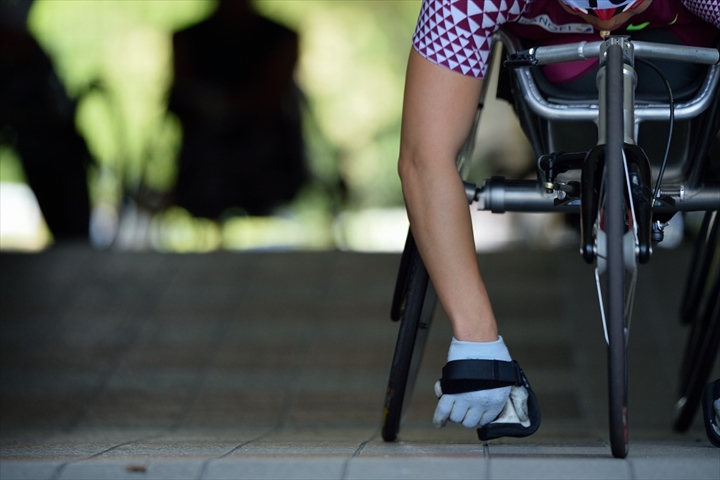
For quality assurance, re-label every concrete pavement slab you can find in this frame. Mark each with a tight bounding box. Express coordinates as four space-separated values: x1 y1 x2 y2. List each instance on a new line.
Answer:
345 457 487 480
203 457 347 480
0 460 64 480
488 457 632 480
2 246 718 480
57 459 205 480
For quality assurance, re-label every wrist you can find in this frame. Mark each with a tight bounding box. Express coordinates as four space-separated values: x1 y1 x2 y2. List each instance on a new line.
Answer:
447 335 512 362
453 323 498 343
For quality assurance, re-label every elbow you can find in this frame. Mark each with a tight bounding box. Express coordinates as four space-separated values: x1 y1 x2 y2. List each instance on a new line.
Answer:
397 150 421 195
397 153 411 186
398 136 426 188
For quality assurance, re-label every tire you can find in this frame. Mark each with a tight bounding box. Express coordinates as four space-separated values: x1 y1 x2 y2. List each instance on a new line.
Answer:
680 211 716 326
673 210 720 433
603 43 630 459
390 232 417 322
382 230 438 442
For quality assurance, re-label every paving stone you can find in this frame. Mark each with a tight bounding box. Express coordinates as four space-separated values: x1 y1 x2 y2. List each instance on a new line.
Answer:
489 457 631 479
58 459 204 480
0 460 63 480
346 457 487 479
203 457 346 480
1 246 718 479
630 456 720 480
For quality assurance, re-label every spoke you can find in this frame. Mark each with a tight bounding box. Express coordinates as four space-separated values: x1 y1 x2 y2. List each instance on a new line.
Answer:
623 229 638 340
622 150 639 243
594 152 640 347
596 236 639 348
625 266 637 345
595 267 610 345
621 150 639 345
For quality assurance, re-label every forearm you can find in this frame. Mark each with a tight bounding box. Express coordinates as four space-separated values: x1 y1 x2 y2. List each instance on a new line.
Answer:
398 50 498 342
400 152 498 341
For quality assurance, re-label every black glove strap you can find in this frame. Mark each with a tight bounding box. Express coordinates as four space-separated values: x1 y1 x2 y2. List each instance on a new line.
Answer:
440 359 524 394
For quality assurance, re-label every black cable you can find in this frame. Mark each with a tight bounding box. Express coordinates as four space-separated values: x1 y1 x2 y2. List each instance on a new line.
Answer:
636 57 675 204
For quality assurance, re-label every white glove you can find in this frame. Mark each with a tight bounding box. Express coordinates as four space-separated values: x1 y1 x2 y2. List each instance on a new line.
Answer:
492 385 531 427
433 336 523 428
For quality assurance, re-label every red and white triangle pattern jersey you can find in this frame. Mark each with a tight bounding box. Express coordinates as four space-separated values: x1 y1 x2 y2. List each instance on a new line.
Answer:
413 0 526 78
412 0 720 78
685 0 720 26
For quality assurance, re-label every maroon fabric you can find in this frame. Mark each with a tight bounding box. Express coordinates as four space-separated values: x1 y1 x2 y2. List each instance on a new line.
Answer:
412 0 720 80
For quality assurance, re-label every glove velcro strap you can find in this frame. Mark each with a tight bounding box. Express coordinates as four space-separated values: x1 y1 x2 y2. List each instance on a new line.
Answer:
440 359 524 394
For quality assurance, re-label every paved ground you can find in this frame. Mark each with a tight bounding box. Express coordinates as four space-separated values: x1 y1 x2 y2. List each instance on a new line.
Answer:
1 240 718 479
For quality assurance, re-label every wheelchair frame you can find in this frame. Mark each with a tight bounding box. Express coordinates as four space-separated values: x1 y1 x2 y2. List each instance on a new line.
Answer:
382 30 720 459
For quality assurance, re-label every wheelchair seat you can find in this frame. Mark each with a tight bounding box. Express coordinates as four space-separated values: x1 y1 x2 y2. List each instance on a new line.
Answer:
493 29 720 185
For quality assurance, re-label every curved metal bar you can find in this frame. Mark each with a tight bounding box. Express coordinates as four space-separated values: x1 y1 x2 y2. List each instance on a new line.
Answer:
495 30 720 123
635 69 719 121
512 63 720 122
533 41 603 64
633 41 720 65
514 68 600 121
514 38 719 66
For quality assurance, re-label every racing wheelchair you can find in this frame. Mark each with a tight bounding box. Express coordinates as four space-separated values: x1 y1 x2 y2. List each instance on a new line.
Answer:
381 29 720 459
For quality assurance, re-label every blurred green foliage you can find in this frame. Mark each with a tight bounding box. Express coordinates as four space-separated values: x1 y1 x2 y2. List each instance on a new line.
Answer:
27 0 420 217
256 1 420 209
28 0 214 206
0 145 26 184
2 0 426 250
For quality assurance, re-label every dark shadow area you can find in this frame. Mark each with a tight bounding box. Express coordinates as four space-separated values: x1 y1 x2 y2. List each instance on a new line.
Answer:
0 245 717 477
0 0 91 242
169 0 308 219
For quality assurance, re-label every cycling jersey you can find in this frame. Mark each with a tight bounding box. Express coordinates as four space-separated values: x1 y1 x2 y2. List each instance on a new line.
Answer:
412 0 720 79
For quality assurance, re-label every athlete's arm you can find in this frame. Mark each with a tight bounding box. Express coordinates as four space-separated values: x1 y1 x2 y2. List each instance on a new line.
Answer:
399 49 498 343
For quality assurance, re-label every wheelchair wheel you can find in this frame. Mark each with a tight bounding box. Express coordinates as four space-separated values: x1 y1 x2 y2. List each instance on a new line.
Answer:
673 210 720 433
382 230 438 442
600 44 631 459
680 211 718 325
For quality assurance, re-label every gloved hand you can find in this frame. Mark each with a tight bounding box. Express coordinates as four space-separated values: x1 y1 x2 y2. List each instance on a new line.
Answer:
433 336 528 428
493 385 531 427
